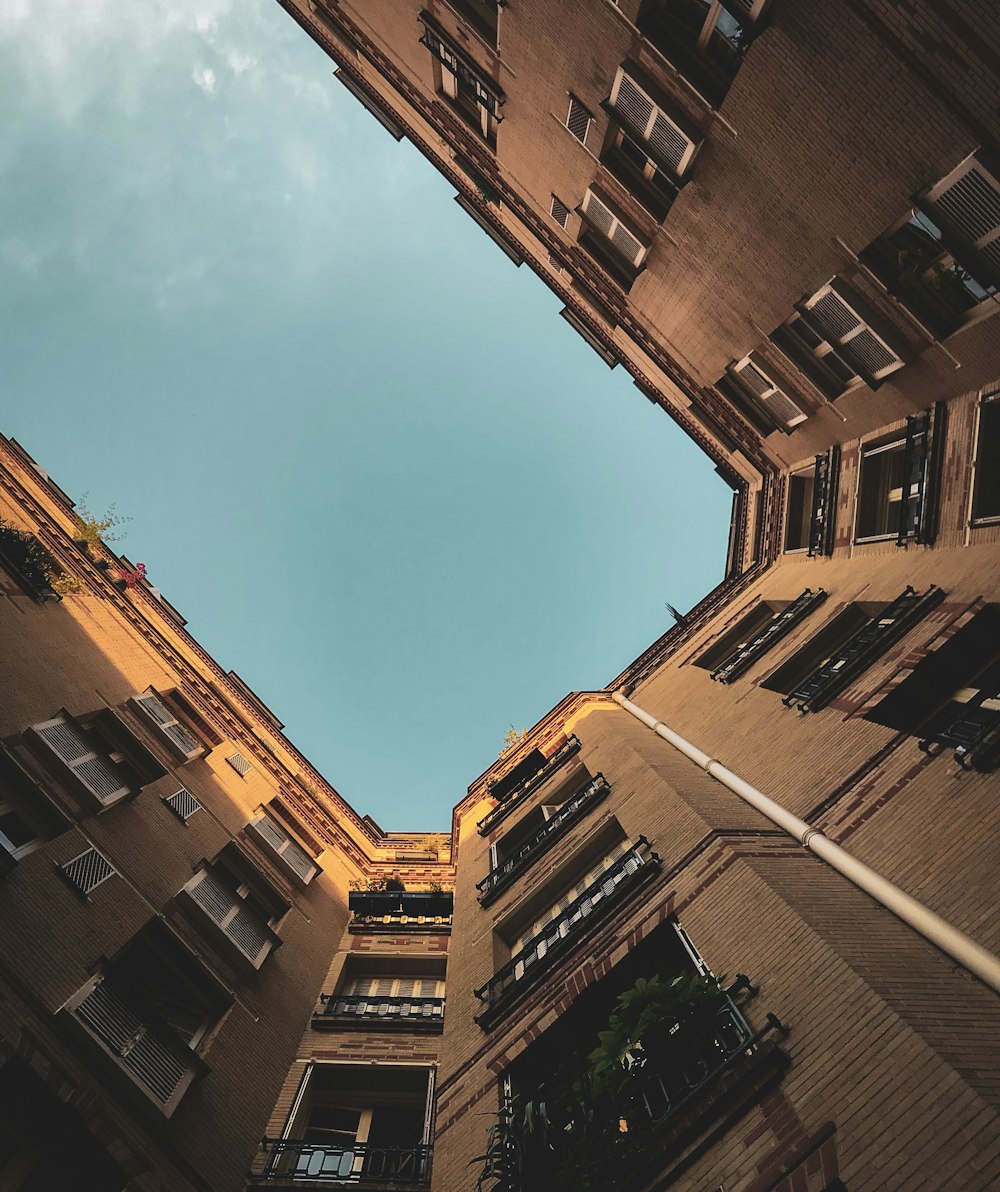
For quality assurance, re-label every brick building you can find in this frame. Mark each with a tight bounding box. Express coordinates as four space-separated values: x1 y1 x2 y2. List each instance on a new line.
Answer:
1 0 1000 1188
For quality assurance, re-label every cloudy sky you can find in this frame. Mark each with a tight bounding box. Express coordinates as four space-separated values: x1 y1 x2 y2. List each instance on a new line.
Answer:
0 0 732 828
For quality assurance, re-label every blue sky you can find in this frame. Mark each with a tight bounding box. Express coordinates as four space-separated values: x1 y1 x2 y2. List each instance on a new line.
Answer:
0 0 732 829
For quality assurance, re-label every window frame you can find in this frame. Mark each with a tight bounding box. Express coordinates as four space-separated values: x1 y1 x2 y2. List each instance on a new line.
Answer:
609 67 698 179
579 188 648 268
729 356 808 430
129 691 205 764
971 389 1000 526
801 283 904 385
246 811 320 887
565 94 593 145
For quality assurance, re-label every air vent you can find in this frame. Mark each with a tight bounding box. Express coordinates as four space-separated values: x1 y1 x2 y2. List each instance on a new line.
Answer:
61 848 116 894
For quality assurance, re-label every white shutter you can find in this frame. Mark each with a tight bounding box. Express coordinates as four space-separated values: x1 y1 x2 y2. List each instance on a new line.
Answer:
248 814 317 883
226 753 252 777
803 286 902 380
612 70 696 176
581 190 647 266
164 788 201 821
35 718 130 804
61 847 116 894
187 869 271 965
732 357 808 428
924 155 1000 278
134 693 201 758
566 96 591 144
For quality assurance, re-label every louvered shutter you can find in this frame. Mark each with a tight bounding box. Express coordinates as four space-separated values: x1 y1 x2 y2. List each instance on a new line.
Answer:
733 359 808 428
924 156 1000 280
581 190 647 266
35 719 130 804
613 71 695 175
226 753 252 777
62 847 116 894
165 788 201 821
134 693 201 758
804 287 902 381
550 195 570 228
249 815 317 882
187 869 271 965
566 96 591 144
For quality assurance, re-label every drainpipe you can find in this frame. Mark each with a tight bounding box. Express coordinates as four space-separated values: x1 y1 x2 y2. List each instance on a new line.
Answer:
612 689 1000 996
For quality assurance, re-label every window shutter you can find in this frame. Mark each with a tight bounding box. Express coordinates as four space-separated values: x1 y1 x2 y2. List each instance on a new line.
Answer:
566 96 592 144
733 359 808 428
135 693 201 757
165 788 201 822
924 156 1000 278
550 195 570 228
187 869 270 964
613 72 695 175
581 190 646 266
804 287 902 380
35 719 130 804
226 753 252 777
61 847 116 894
250 815 316 882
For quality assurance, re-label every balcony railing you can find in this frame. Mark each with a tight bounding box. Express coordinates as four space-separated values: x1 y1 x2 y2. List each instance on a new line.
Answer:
259 1140 431 1185
808 448 839 558
315 994 445 1029
477 736 582 835
348 889 453 932
474 840 660 1029
476 775 610 906
710 589 827 684
919 695 1000 770
783 585 944 712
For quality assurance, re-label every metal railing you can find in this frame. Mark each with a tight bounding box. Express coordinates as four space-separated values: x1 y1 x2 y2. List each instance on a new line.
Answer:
476 776 610 905
808 447 839 558
474 841 659 1024
316 994 444 1024
477 736 582 835
919 695 1000 770
783 585 944 712
259 1140 431 1184
710 589 827 684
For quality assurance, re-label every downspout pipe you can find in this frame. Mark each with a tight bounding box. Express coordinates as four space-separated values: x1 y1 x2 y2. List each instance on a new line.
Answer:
613 690 1000 996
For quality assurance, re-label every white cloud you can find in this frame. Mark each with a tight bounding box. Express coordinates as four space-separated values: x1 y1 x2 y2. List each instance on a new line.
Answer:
192 65 217 95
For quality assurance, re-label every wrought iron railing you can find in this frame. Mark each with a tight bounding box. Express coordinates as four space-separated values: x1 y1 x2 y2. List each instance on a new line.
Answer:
259 1140 431 1184
783 585 944 712
919 692 1000 770
474 841 660 1027
476 776 610 905
710 589 827 684
896 410 932 546
316 994 445 1024
477 736 582 835
348 889 453 931
418 14 503 116
808 448 839 558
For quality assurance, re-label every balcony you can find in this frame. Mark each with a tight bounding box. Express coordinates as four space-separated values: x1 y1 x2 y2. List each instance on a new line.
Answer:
474 840 660 1030
256 1140 431 1186
314 994 445 1033
477 735 581 835
476 775 610 906
348 889 453 933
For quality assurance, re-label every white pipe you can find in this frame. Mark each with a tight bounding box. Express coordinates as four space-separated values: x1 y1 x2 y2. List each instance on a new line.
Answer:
613 689 1000 995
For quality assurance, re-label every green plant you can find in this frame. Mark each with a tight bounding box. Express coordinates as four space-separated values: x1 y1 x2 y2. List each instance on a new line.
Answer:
366 875 406 892
0 519 80 596
74 496 129 549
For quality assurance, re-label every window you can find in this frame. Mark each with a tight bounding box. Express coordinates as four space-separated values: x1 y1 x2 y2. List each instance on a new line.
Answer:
65 922 229 1114
60 847 116 895
164 788 201 822
785 468 815 552
728 356 808 431
580 189 648 268
0 798 41 861
777 585 944 712
246 812 319 886
785 450 839 556
262 1065 434 1183
609 68 698 178
801 284 903 386
29 716 133 808
550 194 571 229
972 391 1000 524
709 588 828 684
856 412 937 544
920 154 1000 288
179 848 286 969
860 207 998 339
443 0 500 46
694 601 780 671
771 313 860 399
420 16 503 143
565 95 592 144
636 0 767 106
130 691 203 762
478 734 584 834
344 975 445 999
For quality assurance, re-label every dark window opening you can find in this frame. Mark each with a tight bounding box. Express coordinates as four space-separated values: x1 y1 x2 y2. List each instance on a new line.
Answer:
694 602 782 671
446 0 500 45
972 395 1000 523
856 414 937 545
771 314 859 400
760 605 873 695
785 469 815 551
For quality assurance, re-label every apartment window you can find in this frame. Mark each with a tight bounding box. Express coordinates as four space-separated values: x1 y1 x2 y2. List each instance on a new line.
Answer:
785 468 815 553
420 16 503 143
580 189 647 267
262 1065 434 1183
636 0 767 106
972 391 1000 524
710 589 828 684
694 601 779 671
856 412 937 544
610 69 698 178
65 923 229 1114
179 848 286 969
0 798 41 861
550 194 571 229
776 586 943 712
443 0 500 46
728 356 808 431
920 154 1000 288
246 811 319 886
29 716 133 808
801 285 903 386
771 313 860 400
786 449 839 556
860 207 998 339
163 788 201 822
129 690 204 762
565 95 592 144
60 847 116 895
